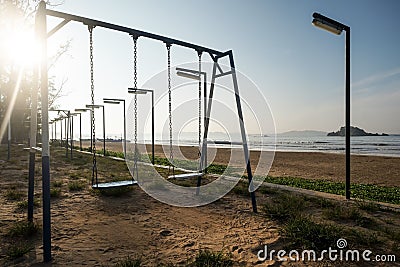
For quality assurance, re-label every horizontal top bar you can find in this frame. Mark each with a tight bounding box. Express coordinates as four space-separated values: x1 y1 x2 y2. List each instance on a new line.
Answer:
45 9 225 56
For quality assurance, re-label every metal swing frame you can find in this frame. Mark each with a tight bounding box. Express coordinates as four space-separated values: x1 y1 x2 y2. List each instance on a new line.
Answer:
32 1 257 262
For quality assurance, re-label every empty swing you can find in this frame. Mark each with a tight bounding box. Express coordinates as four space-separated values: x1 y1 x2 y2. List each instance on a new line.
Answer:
168 48 204 180
89 26 137 189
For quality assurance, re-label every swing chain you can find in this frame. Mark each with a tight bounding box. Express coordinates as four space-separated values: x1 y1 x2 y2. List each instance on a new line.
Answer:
167 43 174 173
198 51 202 154
133 37 138 158
89 25 97 185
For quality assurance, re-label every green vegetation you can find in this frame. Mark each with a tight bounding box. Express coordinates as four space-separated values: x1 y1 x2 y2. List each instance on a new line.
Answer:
50 188 62 198
6 242 33 259
189 250 233 267
114 256 142 267
283 216 341 251
16 199 40 211
263 193 306 222
52 181 63 188
7 221 38 238
4 189 24 201
68 180 86 191
263 176 400 205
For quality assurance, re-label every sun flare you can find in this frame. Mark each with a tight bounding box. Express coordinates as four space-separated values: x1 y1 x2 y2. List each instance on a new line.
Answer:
1 27 40 68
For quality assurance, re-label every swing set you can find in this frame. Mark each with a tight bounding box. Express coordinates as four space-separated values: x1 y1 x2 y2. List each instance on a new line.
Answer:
30 1 257 262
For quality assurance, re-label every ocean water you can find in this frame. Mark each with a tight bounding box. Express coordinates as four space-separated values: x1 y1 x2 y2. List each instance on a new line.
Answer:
146 133 400 157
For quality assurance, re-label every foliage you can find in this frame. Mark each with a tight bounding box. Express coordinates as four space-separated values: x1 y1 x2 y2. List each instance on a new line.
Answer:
189 250 233 267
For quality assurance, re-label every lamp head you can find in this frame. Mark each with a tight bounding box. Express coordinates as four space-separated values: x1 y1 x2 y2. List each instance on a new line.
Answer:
312 13 346 35
128 88 147 94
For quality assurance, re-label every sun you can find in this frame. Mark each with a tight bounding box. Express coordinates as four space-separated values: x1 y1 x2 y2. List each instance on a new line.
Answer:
1 26 40 68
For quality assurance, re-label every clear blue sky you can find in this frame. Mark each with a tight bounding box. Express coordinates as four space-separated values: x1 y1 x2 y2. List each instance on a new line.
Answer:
46 0 400 137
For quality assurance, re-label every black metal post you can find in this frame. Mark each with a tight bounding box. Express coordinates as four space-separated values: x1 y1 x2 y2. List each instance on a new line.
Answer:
65 112 69 158
151 91 155 164
79 113 82 151
228 51 257 213
102 106 106 156
37 1 51 262
345 28 351 200
70 115 73 158
60 118 63 146
7 120 10 160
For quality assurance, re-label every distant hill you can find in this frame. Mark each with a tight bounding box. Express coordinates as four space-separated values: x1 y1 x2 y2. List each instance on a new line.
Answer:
327 126 389 137
278 130 327 137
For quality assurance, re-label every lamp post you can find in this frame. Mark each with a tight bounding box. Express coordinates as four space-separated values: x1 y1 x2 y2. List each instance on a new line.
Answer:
103 98 126 158
128 88 155 164
50 108 70 158
71 112 82 151
312 12 351 199
75 108 92 151
176 67 208 176
86 104 106 156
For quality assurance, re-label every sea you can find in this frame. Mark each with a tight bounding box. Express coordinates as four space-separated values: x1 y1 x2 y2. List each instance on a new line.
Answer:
147 133 400 158
98 132 400 157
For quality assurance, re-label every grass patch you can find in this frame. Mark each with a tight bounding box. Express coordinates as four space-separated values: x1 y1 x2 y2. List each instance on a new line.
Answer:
16 199 40 211
188 249 233 267
68 181 86 191
356 200 380 212
50 188 62 198
7 221 39 238
5 189 24 201
114 256 141 267
283 216 341 251
263 193 306 222
52 181 63 188
6 242 33 259
264 176 400 205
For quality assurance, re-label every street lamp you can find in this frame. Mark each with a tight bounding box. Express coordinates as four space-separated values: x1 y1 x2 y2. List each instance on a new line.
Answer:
103 98 127 158
50 108 71 158
86 104 106 156
75 108 92 151
176 67 208 177
128 88 155 164
70 112 82 151
312 12 351 200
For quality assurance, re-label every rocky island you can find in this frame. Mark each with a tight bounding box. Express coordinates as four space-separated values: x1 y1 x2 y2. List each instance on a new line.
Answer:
327 126 389 137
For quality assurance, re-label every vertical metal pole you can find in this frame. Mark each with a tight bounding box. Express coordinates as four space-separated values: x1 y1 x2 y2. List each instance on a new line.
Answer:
70 115 73 158
103 106 106 156
345 28 351 200
203 73 207 173
228 51 257 213
37 1 51 262
90 110 93 151
123 100 126 158
60 118 62 146
79 113 82 151
65 113 69 158
54 120 57 143
197 59 217 194
7 119 11 160
151 91 155 164
28 65 39 222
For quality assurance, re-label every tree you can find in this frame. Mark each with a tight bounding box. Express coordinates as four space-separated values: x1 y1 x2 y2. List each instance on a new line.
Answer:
0 0 68 143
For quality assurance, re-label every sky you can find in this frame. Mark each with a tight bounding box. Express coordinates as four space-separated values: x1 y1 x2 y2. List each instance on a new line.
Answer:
42 0 400 138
